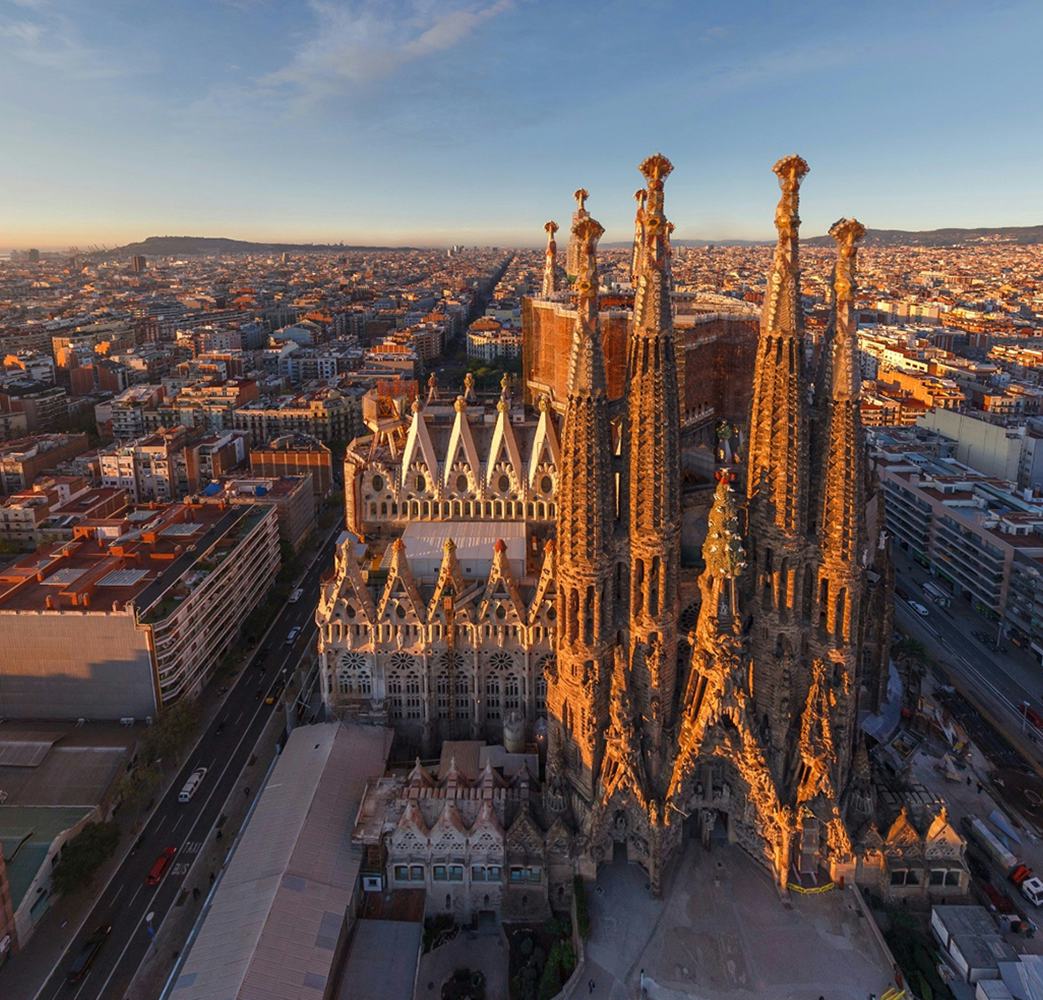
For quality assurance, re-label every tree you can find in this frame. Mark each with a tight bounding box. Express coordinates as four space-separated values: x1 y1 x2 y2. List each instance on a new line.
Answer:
114 763 160 808
52 821 119 895
142 700 201 764
537 941 565 1000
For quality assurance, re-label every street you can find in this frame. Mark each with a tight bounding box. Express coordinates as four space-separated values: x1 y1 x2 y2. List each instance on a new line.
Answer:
893 549 1043 756
29 523 341 1000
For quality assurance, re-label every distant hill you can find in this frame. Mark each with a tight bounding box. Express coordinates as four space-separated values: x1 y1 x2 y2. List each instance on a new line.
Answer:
610 225 1043 249
803 224 1043 248
100 235 420 257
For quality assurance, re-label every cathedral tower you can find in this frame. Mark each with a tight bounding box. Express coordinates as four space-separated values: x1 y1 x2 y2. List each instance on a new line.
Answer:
813 217 867 790
745 155 814 770
623 154 682 759
547 212 617 804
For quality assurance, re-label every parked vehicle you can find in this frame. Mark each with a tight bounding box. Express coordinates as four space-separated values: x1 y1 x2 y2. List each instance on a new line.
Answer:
909 601 930 617
66 924 112 982
1019 704 1043 730
178 767 207 803
966 817 1020 872
1022 876 1043 907
923 581 952 607
146 846 177 885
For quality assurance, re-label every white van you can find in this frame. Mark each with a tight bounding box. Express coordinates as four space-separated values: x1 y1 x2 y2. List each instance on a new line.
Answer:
1022 876 1043 907
178 767 207 803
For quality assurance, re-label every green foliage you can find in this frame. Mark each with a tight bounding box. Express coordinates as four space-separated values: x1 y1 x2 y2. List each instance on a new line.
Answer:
114 762 160 808
52 821 119 895
573 875 590 938
141 700 202 764
537 941 565 1000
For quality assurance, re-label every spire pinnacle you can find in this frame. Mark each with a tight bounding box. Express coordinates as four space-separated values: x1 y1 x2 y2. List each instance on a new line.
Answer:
631 188 647 284
827 217 866 403
542 220 559 297
574 188 589 213
633 153 674 335
746 154 811 538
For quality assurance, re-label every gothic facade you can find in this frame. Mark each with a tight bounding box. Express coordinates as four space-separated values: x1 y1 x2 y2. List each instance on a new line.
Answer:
324 152 898 900
544 153 889 894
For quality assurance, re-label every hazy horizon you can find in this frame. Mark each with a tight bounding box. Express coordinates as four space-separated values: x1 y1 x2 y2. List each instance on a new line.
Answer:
3 1 1042 248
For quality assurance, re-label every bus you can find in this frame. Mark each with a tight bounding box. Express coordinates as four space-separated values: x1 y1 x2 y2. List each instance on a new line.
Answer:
923 580 951 607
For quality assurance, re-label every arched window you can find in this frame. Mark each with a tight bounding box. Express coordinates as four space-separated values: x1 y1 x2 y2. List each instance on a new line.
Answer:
485 673 502 721
387 651 416 720
337 651 371 696
505 673 520 712
535 656 551 718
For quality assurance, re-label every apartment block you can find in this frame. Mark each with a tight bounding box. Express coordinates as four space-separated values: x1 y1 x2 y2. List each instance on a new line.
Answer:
0 500 280 718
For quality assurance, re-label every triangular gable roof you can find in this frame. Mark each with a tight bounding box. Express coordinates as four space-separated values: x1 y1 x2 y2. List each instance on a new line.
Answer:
400 400 440 485
527 539 556 626
506 804 544 855
486 398 525 488
885 807 921 848
527 396 560 486
430 801 469 845
470 798 504 838
477 540 526 621
427 537 471 621
396 800 430 840
443 397 483 488
377 539 426 622
321 542 377 622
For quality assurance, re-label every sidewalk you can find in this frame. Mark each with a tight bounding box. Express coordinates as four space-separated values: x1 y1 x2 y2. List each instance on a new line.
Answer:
0 530 332 999
122 706 286 1000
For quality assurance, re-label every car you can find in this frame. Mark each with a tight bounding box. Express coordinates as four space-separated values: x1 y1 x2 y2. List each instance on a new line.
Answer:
909 601 929 617
288 587 304 604
1019 704 1043 730
66 923 112 982
146 846 177 885
285 626 302 645
179 767 207 803
1022 875 1043 907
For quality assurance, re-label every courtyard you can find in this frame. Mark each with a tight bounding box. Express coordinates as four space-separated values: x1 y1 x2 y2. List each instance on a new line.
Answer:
572 841 895 1000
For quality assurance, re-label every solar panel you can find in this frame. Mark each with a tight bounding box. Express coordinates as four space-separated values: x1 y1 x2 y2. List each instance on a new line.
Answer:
0 740 55 767
40 568 88 586
98 568 149 587
161 522 202 537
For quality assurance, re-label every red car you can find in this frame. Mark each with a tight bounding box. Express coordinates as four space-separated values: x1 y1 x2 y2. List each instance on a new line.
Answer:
146 846 177 886
1019 704 1043 730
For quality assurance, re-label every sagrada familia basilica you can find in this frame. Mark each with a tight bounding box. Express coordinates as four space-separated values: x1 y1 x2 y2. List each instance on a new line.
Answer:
318 154 951 916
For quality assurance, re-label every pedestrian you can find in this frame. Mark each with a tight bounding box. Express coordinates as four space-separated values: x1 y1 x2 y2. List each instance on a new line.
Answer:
209 871 215 884
244 786 250 796
640 969 647 997
588 978 595 994
966 776 972 786
193 887 200 900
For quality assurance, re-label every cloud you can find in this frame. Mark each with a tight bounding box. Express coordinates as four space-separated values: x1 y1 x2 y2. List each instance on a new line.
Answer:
262 0 513 102
0 0 120 78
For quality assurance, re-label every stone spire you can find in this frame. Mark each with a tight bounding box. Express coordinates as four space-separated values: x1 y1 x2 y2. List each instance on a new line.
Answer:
746 154 811 540
548 211 616 802
630 188 647 285
818 218 866 577
565 188 590 280
542 220 559 298
814 218 866 661
624 152 682 742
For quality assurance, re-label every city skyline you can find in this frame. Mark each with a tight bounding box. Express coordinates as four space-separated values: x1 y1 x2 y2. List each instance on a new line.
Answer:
3 0 1043 250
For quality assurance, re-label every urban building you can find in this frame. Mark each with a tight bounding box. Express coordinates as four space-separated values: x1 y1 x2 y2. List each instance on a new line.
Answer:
233 388 361 446
172 723 402 1000
0 499 279 718
466 317 522 363
0 433 91 495
206 474 314 553
249 432 333 498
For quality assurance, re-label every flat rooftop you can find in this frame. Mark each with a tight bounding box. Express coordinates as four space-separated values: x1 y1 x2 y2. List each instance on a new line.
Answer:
172 722 393 1000
0 501 262 615
583 842 894 1000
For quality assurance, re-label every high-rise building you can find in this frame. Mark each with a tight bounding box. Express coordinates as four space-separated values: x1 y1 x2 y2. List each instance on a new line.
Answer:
131 254 147 274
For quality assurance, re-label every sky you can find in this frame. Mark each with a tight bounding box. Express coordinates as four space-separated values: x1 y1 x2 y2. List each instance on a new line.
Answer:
1 0 1041 249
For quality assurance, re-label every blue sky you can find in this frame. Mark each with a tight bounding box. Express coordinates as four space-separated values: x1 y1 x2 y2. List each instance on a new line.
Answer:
1 0 1041 248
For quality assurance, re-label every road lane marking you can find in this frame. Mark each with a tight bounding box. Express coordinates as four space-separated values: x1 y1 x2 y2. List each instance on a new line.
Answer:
172 815 183 833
